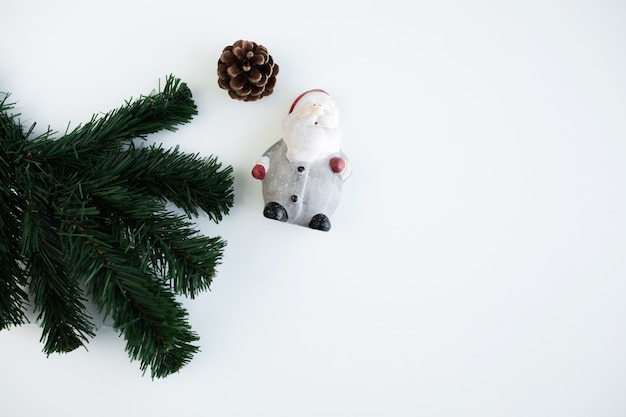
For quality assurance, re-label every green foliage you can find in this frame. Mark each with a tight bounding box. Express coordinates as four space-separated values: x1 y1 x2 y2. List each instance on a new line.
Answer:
0 76 234 378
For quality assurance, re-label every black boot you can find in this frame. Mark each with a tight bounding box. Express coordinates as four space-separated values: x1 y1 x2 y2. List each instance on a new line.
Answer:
263 202 288 222
308 214 331 231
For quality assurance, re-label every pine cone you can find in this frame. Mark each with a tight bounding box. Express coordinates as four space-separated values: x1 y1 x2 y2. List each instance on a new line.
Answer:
217 40 279 102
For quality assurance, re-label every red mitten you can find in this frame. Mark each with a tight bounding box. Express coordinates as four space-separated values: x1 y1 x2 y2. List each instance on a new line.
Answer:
330 157 345 173
252 164 266 180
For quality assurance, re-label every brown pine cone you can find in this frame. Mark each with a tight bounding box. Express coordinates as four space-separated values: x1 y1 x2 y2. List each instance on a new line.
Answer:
217 40 279 102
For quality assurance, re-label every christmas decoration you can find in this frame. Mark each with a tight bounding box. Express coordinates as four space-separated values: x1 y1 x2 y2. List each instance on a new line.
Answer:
252 89 351 231
0 76 234 378
217 40 279 101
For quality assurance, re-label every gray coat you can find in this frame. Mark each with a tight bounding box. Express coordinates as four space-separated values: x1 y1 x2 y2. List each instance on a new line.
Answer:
261 139 349 227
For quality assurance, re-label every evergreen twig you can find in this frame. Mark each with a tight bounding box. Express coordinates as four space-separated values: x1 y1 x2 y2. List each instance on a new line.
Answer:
0 76 234 378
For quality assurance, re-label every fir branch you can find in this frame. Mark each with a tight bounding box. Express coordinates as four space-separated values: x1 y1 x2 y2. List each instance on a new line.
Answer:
75 222 199 378
81 181 223 298
0 95 29 329
22 195 95 352
154 225 226 298
0 94 23 147
94 145 235 220
22 75 198 161
55 145 231 298
0 76 234 377
0 189 28 329
123 212 226 298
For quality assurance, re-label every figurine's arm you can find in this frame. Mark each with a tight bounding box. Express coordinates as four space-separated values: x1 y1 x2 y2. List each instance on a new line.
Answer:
330 155 352 181
252 156 270 180
251 140 283 180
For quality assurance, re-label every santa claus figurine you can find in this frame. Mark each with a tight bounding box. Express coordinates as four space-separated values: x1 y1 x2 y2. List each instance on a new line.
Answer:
252 89 352 231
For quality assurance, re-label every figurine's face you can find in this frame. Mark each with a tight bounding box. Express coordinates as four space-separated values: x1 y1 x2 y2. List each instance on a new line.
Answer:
282 93 342 163
291 94 339 129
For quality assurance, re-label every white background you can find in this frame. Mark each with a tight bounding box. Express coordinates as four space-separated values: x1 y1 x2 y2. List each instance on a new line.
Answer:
1 1 625 416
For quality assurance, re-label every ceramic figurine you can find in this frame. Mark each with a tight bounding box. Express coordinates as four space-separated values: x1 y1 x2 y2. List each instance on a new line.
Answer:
252 89 352 231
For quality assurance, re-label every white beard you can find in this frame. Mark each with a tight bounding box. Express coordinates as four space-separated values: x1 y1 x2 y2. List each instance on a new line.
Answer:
283 116 341 163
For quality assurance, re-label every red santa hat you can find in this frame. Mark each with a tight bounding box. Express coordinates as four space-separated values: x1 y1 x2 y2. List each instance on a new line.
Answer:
288 89 329 114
